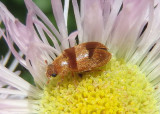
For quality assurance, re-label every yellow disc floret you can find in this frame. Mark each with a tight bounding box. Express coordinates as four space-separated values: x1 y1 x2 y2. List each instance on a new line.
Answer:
40 58 158 114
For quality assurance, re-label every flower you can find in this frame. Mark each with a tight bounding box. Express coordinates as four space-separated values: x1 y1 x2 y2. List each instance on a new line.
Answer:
0 0 160 113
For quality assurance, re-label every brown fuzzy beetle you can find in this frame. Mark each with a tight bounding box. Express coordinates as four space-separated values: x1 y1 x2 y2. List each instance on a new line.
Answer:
46 42 111 81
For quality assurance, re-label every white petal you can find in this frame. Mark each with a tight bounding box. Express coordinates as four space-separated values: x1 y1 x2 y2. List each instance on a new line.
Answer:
33 18 61 52
82 0 104 43
0 65 41 99
72 0 83 43
64 0 70 26
0 99 38 113
51 0 68 38
109 0 151 60
25 43 60 88
1 51 11 66
8 51 23 72
24 0 63 42
0 88 27 96
103 0 123 44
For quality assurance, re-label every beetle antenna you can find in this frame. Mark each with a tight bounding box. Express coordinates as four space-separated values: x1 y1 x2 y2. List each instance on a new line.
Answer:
45 60 48 65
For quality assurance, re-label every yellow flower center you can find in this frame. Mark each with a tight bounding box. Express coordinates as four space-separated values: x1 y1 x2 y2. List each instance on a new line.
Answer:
40 58 158 113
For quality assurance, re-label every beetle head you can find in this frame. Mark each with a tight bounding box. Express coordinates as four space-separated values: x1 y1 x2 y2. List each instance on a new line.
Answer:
46 64 57 78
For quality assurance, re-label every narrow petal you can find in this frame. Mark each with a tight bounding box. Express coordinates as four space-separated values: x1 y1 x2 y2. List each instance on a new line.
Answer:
64 0 70 26
1 31 27 68
0 2 61 89
51 0 68 38
24 0 63 42
103 0 123 43
72 0 83 43
8 51 23 72
0 99 38 113
0 88 27 96
25 43 60 88
100 0 114 26
109 0 151 59
61 31 78 48
0 28 4 39
0 51 11 66
68 31 78 47
33 18 61 53
0 2 15 21
0 2 27 67
82 0 104 43
129 0 160 65
0 65 41 99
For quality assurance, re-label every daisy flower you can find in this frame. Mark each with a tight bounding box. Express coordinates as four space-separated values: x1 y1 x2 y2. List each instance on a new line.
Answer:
0 0 160 113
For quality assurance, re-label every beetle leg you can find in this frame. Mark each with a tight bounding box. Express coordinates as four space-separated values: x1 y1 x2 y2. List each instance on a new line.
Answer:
47 79 50 84
94 68 102 72
72 72 77 87
45 60 48 64
46 76 51 84
57 75 65 87
78 73 83 78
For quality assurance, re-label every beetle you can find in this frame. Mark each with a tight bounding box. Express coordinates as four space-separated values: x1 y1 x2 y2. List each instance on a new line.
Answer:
46 42 112 82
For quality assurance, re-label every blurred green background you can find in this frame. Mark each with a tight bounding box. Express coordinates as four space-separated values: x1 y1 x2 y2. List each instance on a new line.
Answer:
0 0 76 84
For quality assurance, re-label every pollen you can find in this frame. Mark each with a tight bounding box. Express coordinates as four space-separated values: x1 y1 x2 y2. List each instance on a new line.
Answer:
40 58 158 113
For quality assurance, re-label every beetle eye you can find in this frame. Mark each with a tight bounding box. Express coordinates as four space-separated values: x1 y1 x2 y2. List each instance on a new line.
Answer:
51 73 57 77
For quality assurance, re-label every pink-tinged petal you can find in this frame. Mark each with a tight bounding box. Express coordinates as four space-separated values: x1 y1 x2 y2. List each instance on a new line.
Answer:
26 10 50 46
7 94 25 100
34 22 50 45
0 51 11 66
129 0 160 65
0 2 15 22
0 28 4 39
100 0 114 26
137 3 160 83
8 51 23 72
109 0 151 59
14 71 21 75
80 0 85 21
51 0 68 38
64 0 70 26
25 43 60 88
0 99 38 113
24 0 63 42
0 50 22 72
0 88 27 96
0 2 62 88
72 0 83 43
103 0 123 43
0 82 9 99
0 65 42 99
33 18 61 53
82 0 104 43
0 4 41 55
51 0 69 49
68 31 78 47
62 31 78 48
0 3 27 67
0 93 8 99
7 20 40 53
1 31 27 68
25 0 67 50
141 42 160 76
155 0 160 6
0 42 25 100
